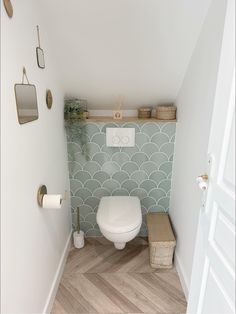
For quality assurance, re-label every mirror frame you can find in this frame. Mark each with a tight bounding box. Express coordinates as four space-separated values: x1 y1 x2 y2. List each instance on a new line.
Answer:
14 83 39 125
46 89 53 109
36 47 45 69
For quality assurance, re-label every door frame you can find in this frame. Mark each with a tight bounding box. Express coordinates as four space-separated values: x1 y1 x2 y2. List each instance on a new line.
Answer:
187 0 235 312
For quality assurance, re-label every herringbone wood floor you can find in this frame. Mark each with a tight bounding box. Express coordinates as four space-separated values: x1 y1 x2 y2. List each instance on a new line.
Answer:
51 238 187 314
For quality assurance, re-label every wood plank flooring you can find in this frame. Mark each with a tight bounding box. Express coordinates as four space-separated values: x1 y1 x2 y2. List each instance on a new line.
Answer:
51 238 187 314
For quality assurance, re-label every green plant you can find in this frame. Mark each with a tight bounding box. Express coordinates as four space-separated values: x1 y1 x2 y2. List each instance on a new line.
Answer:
64 98 89 159
64 98 87 118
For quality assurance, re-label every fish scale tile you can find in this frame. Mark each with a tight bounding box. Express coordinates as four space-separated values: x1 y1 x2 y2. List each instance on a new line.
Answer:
66 121 176 236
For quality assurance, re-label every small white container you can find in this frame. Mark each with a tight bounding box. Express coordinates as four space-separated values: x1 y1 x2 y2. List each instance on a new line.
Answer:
73 230 85 249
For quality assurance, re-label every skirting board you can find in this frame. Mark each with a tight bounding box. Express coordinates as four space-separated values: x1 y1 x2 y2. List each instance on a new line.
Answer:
43 230 72 314
174 252 190 301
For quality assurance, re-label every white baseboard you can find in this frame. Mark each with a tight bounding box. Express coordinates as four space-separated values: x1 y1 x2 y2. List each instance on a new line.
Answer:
43 230 72 314
174 252 190 301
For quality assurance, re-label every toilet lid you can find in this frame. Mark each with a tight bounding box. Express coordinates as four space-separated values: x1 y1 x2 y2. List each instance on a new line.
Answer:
97 196 142 233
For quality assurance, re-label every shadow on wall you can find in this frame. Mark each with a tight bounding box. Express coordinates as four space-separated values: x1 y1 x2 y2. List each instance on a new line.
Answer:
66 121 176 236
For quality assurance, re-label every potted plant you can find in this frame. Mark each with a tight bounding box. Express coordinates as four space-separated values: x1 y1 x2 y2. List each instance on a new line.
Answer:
83 103 89 119
73 207 85 249
64 99 85 120
64 98 89 158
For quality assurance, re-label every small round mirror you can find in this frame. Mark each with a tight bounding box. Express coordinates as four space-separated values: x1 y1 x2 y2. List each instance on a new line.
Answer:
46 89 53 109
4 0 13 18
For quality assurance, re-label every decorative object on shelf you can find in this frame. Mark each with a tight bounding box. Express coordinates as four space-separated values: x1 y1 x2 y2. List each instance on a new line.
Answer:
80 99 89 119
46 89 53 109
36 25 45 69
83 111 89 119
113 110 123 120
64 99 86 120
64 98 88 158
14 67 39 124
156 104 177 120
3 0 13 18
138 107 152 119
73 207 85 249
113 95 123 120
64 98 88 120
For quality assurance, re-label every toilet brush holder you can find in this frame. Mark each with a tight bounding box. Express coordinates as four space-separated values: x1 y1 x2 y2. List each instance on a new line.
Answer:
73 230 84 249
73 207 84 249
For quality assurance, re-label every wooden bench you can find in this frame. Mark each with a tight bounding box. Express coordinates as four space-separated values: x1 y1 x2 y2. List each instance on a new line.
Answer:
147 213 176 269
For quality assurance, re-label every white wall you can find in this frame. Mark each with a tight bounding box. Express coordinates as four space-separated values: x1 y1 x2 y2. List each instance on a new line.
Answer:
1 1 72 313
169 0 228 298
41 0 211 109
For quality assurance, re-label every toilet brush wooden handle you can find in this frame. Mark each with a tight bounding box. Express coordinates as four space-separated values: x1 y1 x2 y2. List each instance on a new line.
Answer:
77 207 80 233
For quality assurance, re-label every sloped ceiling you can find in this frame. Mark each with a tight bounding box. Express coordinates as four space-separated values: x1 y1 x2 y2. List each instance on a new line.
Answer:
41 0 211 109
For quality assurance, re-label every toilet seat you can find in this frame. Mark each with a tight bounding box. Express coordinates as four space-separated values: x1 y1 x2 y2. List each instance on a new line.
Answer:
97 196 142 234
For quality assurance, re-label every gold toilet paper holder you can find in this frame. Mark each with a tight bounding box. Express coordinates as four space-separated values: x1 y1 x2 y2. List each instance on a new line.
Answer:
37 185 47 207
37 185 68 207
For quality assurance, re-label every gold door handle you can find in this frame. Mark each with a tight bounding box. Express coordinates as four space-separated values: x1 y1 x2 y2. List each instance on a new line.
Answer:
198 174 208 181
196 174 209 191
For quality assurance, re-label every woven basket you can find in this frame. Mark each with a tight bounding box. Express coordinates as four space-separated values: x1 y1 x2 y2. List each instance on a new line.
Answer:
147 213 176 269
149 241 176 268
156 105 176 120
138 107 152 119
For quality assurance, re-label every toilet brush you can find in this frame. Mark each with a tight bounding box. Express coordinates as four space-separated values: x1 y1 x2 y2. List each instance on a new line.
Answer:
77 206 80 233
73 207 85 249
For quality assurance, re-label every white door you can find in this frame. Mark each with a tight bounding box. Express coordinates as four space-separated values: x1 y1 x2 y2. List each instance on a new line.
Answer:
187 0 235 313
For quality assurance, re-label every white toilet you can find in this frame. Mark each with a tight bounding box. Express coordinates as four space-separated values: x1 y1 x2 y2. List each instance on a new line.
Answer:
96 196 142 250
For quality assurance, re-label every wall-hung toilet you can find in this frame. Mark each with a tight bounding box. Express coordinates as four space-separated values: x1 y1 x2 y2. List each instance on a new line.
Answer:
96 196 142 250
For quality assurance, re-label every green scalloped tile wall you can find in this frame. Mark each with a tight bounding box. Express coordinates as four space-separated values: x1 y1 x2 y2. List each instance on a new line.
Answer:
66 121 176 236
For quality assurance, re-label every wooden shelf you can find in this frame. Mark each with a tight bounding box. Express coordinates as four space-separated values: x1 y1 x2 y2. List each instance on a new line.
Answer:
83 117 177 123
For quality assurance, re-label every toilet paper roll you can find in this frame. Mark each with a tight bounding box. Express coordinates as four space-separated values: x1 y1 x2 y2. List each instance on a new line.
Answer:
198 181 208 191
42 194 62 209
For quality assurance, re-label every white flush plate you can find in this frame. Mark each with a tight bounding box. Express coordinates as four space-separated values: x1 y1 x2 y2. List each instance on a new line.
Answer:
106 128 135 147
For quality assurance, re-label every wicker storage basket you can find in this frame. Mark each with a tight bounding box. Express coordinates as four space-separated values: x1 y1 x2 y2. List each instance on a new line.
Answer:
138 107 152 119
147 213 176 269
156 105 176 120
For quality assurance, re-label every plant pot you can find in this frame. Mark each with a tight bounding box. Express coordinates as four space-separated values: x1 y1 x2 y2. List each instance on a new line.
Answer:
83 111 89 119
64 112 70 120
70 112 84 119
73 230 85 249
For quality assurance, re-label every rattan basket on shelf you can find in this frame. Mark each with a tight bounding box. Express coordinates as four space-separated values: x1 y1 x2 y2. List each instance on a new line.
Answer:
156 105 177 120
138 107 152 119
